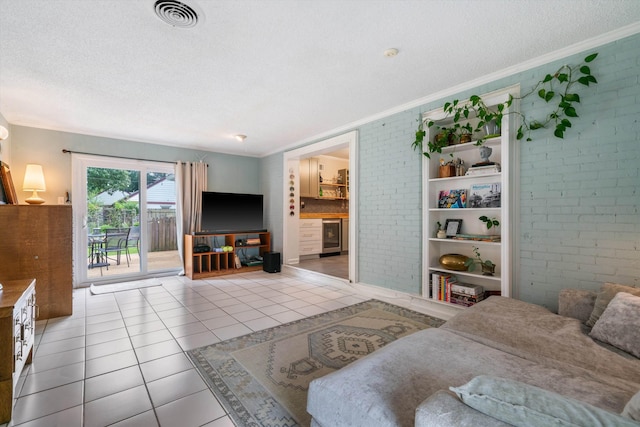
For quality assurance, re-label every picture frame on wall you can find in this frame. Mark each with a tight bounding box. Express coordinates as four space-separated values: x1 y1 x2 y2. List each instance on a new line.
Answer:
444 219 463 237
0 161 18 204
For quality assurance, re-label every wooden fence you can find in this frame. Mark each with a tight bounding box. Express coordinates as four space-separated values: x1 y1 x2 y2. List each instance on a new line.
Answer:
147 215 177 252
91 208 177 252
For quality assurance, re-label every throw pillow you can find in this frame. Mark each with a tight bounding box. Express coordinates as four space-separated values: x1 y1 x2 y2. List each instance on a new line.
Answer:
623 390 640 421
586 282 640 327
450 375 639 427
590 292 640 358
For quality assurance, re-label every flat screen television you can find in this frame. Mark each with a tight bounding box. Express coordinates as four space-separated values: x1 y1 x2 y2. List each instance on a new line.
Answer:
200 191 265 234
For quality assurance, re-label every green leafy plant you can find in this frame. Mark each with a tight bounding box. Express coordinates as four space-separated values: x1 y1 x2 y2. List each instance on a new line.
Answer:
464 246 495 271
412 53 598 158
479 215 500 230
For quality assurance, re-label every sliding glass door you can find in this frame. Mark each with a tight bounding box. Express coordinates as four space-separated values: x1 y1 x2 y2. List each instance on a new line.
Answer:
72 154 181 286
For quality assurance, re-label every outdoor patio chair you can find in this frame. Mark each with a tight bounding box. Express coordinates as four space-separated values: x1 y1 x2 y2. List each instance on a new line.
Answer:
126 225 141 263
98 228 131 268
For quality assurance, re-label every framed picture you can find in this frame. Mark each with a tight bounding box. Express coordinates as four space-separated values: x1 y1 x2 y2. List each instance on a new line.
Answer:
0 161 18 205
444 219 463 237
438 189 467 209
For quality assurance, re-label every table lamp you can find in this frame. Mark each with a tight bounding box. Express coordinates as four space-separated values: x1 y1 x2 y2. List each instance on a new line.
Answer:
22 164 46 204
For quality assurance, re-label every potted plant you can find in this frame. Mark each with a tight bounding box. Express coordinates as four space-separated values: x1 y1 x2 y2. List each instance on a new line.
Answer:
412 53 599 157
436 221 446 239
479 215 500 230
464 246 496 276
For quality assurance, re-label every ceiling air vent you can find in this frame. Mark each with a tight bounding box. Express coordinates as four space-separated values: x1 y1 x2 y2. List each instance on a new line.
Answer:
154 0 199 28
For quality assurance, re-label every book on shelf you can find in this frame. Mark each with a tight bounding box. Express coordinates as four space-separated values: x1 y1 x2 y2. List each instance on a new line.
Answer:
431 273 458 302
438 189 467 209
469 182 501 208
452 234 501 242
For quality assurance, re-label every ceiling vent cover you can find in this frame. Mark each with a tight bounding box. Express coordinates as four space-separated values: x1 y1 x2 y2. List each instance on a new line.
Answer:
154 0 199 28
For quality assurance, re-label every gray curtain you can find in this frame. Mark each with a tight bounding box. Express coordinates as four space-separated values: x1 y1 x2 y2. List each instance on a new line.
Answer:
175 161 207 275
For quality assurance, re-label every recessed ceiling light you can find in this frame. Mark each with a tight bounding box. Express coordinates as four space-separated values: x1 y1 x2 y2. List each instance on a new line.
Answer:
384 48 399 57
235 134 247 142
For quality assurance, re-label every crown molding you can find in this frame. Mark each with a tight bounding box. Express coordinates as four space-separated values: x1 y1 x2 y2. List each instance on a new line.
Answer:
271 22 640 158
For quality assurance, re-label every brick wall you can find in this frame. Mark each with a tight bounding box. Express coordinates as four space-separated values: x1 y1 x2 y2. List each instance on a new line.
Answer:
265 33 640 310
357 33 639 309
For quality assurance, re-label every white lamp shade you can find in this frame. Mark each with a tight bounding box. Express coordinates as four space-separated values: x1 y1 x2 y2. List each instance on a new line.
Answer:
23 164 46 191
0 125 8 140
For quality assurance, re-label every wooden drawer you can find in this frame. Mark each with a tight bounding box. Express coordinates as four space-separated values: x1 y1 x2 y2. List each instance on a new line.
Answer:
1 279 36 424
299 228 322 242
299 242 322 255
300 219 322 229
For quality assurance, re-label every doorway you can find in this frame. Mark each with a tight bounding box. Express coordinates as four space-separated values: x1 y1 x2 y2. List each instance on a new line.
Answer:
282 131 357 283
72 154 182 286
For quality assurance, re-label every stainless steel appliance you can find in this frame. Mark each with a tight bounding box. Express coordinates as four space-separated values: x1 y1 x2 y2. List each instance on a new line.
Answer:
322 219 341 254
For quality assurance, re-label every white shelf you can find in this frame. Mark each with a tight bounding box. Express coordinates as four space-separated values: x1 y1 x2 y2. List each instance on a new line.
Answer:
429 266 502 282
421 88 518 307
428 238 501 246
439 136 501 153
428 172 501 183
429 207 501 212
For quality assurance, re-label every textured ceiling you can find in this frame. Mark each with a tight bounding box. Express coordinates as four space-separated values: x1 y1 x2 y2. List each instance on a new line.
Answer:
1 0 640 157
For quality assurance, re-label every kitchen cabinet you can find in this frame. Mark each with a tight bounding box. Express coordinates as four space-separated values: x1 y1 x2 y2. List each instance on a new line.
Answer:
299 158 319 197
299 218 322 256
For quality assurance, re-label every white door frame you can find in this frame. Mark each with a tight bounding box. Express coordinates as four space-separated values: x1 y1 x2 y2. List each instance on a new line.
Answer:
282 131 358 283
71 153 176 286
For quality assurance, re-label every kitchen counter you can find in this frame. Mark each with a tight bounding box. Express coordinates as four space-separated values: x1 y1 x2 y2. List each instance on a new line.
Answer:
300 213 349 219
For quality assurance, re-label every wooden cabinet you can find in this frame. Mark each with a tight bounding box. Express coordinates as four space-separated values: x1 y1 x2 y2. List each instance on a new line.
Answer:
421 88 517 307
185 231 271 279
299 158 319 198
0 205 72 319
0 279 36 423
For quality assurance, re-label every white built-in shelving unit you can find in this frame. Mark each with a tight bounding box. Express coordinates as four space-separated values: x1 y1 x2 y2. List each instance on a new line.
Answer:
421 87 519 308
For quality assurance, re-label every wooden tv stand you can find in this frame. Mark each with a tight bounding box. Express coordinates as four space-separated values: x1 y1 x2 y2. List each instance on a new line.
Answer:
184 231 271 279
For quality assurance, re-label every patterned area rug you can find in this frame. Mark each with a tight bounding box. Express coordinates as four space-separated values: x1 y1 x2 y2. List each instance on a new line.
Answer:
188 299 444 427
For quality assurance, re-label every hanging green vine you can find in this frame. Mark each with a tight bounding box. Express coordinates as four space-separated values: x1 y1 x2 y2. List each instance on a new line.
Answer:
412 53 598 158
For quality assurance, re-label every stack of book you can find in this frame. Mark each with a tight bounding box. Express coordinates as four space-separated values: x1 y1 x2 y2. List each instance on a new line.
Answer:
450 283 485 307
431 275 488 307
465 163 501 176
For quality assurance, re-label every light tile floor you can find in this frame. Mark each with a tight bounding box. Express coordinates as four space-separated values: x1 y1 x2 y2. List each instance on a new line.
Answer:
2 268 380 427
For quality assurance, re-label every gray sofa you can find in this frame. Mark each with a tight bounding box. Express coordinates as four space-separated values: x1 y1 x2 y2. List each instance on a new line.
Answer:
307 286 640 426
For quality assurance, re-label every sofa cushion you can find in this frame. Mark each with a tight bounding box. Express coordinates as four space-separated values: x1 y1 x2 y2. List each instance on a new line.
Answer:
623 390 640 421
307 328 637 427
586 282 640 327
450 375 640 427
441 296 640 388
558 288 596 323
415 390 512 427
590 292 640 358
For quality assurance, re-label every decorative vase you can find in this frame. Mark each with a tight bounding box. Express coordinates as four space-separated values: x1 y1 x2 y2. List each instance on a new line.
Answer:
438 165 456 178
481 263 496 276
484 119 500 137
439 254 469 271
437 230 447 239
